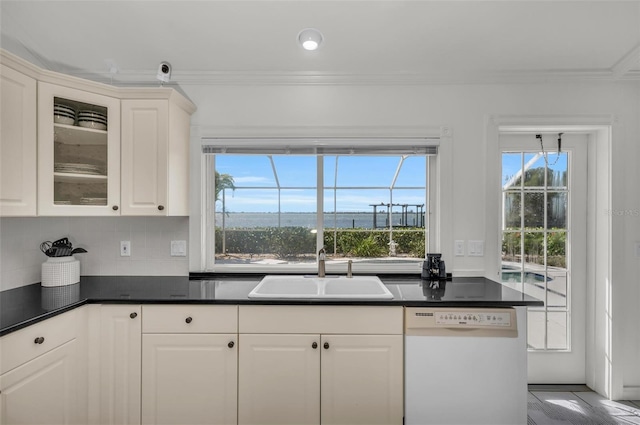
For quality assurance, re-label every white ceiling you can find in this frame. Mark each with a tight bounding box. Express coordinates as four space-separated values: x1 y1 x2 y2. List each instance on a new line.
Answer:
1 1 639 85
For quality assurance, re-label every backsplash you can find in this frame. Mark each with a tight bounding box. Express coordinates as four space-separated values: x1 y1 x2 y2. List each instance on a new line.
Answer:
0 216 189 291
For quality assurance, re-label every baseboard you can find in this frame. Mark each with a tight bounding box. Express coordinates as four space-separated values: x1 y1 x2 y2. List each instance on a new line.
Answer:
622 386 640 400
528 384 592 392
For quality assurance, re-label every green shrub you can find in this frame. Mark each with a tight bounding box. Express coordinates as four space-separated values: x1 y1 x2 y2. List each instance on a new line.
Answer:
216 227 426 258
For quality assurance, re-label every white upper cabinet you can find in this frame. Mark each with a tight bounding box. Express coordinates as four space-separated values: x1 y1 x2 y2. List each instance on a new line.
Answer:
0 64 37 216
121 99 190 216
37 82 121 215
0 48 195 217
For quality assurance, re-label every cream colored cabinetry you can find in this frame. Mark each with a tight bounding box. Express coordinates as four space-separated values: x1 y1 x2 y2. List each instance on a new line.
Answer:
0 308 83 425
37 82 121 215
121 99 190 216
0 64 37 216
89 305 142 425
141 305 238 425
238 306 404 425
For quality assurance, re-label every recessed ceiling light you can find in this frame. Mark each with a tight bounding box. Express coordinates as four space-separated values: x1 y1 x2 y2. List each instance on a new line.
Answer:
298 28 323 51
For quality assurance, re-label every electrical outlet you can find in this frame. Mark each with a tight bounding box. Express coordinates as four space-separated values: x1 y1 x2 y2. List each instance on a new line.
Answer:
454 240 465 256
171 240 187 257
120 241 131 257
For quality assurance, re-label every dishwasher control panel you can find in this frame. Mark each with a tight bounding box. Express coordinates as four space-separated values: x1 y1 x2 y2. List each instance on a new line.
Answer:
434 311 511 327
405 308 518 337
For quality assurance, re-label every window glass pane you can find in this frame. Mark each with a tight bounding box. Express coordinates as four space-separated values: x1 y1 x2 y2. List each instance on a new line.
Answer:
394 156 426 187
502 153 522 189
211 152 427 267
547 271 567 308
547 311 568 350
216 155 276 187
547 192 567 229
334 156 400 187
272 156 316 187
547 152 568 188
524 231 544 267
523 192 544 228
501 231 521 265
503 192 521 228
527 310 546 350
524 153 546 187
522 270 547 301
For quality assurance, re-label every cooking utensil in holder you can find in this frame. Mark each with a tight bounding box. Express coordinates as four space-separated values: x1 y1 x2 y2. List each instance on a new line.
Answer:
41 256 80 287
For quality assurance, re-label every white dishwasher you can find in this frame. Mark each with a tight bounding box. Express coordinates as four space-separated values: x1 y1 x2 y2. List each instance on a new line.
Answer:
404 307 528 425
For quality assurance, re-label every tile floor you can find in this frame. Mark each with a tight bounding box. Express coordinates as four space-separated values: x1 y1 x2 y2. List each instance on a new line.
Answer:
528 388 640 425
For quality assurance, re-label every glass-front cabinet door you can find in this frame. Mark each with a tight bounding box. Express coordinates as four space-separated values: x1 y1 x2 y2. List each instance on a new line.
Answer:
38 82 120 215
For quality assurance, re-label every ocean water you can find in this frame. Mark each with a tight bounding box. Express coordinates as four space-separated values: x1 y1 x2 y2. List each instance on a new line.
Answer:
215 212 425 229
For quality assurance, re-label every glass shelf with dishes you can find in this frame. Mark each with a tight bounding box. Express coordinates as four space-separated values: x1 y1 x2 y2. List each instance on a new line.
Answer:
53 97 109 207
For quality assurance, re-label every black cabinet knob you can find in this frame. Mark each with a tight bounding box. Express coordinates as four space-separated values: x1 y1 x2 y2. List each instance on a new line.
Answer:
158 205 164 211
228 341 234 348
323 342 329 349
112 205 119 211
34 337 45 344
130 312 137 319
185 317 193 324
312 342 318 349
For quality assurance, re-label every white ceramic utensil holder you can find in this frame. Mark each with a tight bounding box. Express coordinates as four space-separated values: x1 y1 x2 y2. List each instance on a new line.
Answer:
41 256 80 287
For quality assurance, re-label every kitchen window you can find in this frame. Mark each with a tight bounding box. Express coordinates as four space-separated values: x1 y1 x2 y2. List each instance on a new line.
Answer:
201 138 438 273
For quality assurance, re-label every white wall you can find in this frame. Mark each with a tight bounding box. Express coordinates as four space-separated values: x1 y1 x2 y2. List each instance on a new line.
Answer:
0 216 188 291
184 80 640 397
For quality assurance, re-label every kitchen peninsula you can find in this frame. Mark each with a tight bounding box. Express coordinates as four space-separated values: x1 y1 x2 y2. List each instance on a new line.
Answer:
0 275 541 425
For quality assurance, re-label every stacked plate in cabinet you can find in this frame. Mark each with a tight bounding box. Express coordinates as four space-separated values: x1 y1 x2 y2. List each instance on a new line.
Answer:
54 163 105 176
54 104 76 125
79 197 107 205
77 110 107 130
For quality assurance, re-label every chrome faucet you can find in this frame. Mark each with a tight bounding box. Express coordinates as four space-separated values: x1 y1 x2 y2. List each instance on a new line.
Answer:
318 247 326 277
347 260 353 278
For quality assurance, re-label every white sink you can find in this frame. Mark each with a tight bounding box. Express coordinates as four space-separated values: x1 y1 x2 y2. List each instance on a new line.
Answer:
248 275 394 299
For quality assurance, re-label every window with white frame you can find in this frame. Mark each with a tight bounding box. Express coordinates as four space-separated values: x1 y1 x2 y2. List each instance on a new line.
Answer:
202 139 438 273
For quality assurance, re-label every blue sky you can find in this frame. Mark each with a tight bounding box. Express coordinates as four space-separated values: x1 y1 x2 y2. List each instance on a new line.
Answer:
215 155 427 213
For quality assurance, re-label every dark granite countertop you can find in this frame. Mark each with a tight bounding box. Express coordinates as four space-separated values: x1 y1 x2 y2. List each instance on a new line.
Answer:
0 274 542 336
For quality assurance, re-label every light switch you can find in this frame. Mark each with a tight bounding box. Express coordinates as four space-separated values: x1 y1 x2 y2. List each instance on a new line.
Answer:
468 240 484 257
171 240 187 257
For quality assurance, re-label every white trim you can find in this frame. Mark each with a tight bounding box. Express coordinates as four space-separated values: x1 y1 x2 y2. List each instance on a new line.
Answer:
622 386 640 401
485 114 617 398
612 43 640 79
195 125 445 139
65 69 640 86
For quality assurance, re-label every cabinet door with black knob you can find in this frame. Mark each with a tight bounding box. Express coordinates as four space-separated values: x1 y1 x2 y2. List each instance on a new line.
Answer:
141 333 237 425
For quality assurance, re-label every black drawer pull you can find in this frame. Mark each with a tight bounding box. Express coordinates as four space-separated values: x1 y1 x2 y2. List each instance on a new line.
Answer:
228 341 234 348
130 312 137 319
323 342 329 349
112 205 119 211
34 337 45 344
312 342 318 349
185 317 193 324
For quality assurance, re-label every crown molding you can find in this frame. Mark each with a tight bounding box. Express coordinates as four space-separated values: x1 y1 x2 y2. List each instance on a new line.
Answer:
0 49 196 113
66 68 640 87
612 43 640 79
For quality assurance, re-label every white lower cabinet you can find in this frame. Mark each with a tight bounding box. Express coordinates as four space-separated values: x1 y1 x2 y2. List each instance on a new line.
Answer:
238 334 321 425
0 340 78 425
238 306 404 425
140 305 238 425
320 334 403 425
0 308 84 425
93 305 142 425
141 334 238 425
